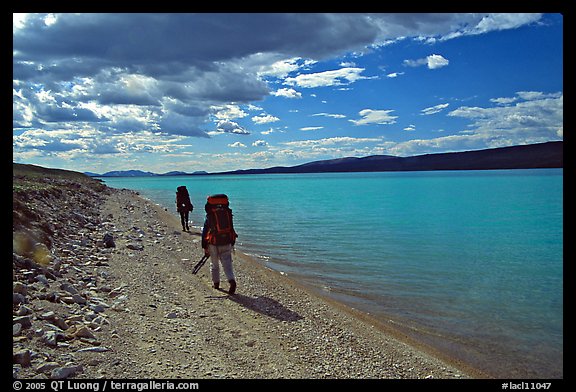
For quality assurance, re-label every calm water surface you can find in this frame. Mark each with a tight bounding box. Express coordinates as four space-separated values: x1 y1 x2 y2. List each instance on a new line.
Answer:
100 169 563 378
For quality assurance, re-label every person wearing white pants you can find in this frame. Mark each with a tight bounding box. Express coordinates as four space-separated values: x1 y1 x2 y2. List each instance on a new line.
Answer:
207 243 236 294
201 194 238 295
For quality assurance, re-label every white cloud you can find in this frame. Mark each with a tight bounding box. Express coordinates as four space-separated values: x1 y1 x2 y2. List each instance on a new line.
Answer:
257 57 316 79
300 126 324 131
228 142 246 148
251 114 280 125
283 136 383 148
404 54 449 69
311 113 346 119
426 54 449 69
386 72 404 78
252 140 268 147
447 92 563 139
214 120 250 135
349 109 398 126
473 14 543 35
491 97 518 105
421 103 450 115
270 88 302 99
213 104 249 120
284 67 371 88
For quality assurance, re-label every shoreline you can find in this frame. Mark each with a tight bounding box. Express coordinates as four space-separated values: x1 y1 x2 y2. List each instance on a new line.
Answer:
232 249 489 379
125 190 484 379
135 197 527 380
139 192 492 379
13 169 488 380
142 192 562 380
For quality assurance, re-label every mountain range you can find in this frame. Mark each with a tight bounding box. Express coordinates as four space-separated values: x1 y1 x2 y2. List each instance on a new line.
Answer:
85 141 563 177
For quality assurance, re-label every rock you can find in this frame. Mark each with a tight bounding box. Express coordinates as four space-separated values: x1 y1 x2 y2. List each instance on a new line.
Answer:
13 281 28 295
13 292 26 305
50 364 83 379
60 282 79 295
76 346 110 353
103 233 115 248
36 362 61 374
42 331 61 347
13 350 32 367
73 326 97 339
35 274 49 285
16 305 33 316
39 312 69 330
13 315 32 329
127 243 144 251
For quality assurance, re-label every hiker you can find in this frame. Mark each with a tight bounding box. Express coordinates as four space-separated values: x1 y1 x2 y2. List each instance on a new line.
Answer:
201 194 238 294
176 186 193 231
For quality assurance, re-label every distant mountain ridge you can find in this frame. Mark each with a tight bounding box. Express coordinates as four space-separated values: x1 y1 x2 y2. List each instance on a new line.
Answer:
220 141 563 175
87 170 207 177
85 141 562 177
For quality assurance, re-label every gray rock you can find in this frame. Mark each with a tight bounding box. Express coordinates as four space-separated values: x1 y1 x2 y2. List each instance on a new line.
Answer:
42 331 60 347
60 282 79 295
36 362 61 374
13 315 32 329
35 274 49 285
126 243 144 251
50 364 83 379
76 346 110 353
13 292 26 305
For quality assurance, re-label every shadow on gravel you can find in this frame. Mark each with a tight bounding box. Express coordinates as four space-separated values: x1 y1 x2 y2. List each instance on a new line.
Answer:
225 292 304 322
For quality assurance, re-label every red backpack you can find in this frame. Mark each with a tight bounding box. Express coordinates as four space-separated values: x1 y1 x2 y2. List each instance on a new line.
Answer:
204 194 238 246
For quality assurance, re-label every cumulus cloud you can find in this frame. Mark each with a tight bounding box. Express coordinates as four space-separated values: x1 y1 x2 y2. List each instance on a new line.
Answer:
284 67 372 88
349 109 398 126
251 114 280 124
447 92 563 137
270 88 302 98
252 140 269 147
212 104 249 120
214 120 250 135
12 13 550 171
404 54 449 69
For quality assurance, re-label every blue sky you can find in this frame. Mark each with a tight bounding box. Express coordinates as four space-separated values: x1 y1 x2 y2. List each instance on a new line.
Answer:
13 13 563 174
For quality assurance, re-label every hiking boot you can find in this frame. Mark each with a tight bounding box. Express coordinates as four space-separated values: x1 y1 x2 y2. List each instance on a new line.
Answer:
228 279 236 295
213 282 220 290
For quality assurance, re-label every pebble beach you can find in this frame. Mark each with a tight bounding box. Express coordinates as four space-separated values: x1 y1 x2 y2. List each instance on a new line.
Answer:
12 166 484 380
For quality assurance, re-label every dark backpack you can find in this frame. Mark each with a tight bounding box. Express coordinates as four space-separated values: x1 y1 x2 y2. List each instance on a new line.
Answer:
176 186 193 212
204 194 237 246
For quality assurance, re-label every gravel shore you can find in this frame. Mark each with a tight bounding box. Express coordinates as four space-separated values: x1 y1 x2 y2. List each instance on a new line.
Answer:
13 172 485 380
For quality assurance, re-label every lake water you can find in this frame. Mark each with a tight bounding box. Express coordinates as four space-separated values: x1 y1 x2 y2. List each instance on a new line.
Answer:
99 169 563 378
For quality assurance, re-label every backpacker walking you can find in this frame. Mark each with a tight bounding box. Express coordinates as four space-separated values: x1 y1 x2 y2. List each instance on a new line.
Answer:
201 194 238 294
176 186 194 231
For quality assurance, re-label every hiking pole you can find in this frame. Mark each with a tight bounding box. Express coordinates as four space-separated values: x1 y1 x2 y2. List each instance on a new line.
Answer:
192 254 210 275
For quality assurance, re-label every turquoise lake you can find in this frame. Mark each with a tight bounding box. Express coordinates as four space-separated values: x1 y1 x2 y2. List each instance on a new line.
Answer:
99 169 563 378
